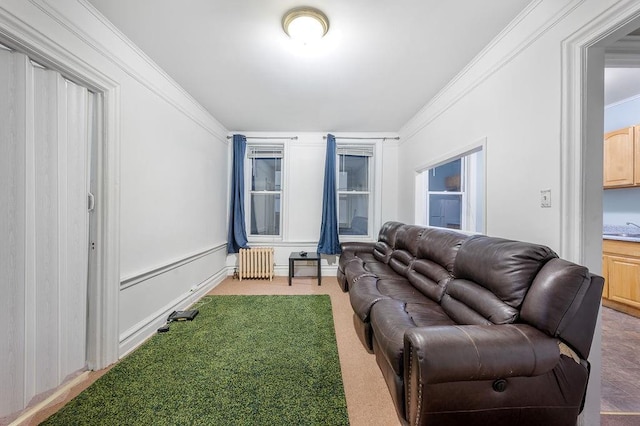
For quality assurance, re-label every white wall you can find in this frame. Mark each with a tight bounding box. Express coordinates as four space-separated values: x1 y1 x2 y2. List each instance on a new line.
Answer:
398 0 634 248
226 132 398 275
0 0 229 417
605 95 640 132
3 0 632 422
397 1 640 425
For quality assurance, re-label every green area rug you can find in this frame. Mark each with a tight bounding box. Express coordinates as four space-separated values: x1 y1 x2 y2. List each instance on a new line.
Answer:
43 295 349 425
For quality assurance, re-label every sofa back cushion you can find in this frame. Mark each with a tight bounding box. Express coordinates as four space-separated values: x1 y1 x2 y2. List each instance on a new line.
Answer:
378 221 405 247
407 228 469 302
417 228 468 273
520 258 603 359
444 235 557 324
373 221 405 263
388 225 424 277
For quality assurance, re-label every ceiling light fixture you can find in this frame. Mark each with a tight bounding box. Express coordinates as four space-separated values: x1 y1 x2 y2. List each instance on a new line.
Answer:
282 7 329 45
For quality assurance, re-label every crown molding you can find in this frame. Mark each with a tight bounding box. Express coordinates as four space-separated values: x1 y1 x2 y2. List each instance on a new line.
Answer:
35 0 228 142
399 0 585 142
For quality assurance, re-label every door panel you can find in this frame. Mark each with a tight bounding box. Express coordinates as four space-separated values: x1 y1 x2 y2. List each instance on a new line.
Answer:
608 255 640 309
0 47 28 416
0 49 91 417
603 127 634 187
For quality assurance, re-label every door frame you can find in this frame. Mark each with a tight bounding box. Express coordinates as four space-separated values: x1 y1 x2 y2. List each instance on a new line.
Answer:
0 11 121 370
560 1 640 424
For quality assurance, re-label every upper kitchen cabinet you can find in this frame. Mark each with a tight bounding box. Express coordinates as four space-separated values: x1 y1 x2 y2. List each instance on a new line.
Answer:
603 126 638 188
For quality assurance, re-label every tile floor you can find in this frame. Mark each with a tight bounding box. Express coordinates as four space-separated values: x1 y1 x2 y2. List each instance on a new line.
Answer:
601 306 640 413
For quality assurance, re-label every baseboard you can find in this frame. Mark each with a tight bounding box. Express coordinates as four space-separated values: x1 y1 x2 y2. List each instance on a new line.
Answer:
8 371 90 426
118 268 227 358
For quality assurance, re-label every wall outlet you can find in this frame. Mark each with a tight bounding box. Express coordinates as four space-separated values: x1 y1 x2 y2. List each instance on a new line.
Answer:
541 189 551 208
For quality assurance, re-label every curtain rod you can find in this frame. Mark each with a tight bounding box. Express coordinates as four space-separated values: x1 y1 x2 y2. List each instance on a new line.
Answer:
226 136 298 140
323 136 400 141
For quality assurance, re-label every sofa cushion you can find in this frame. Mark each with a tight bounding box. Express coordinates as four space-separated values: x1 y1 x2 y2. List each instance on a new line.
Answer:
407 259 454 303
452 235 557 309
389 249 415 277
338 248 376 273
520 258 589 335
387 225 424 277
378 221 405 248
343 258 377 285
350 277 433 323
370 299 419 375
371 298 453 376
520 258 603 359
394 225 424 255
350 276 390 322
362 261 398 279
407 302 456 328
417 227 468 274
373 241 393 263
441 279 518 325
377 278 432 303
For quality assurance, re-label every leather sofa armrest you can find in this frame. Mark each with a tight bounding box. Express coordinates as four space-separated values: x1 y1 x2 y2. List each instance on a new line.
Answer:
404 324 562 426
340 241 376 253
404 324 560 385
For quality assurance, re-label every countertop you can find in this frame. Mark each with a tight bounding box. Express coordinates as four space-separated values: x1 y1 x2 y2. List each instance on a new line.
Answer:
603 224 640 243
603 234 640 242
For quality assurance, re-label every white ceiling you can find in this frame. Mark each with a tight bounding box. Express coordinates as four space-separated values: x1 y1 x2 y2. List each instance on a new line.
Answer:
605 67 640 106
86 0 535 132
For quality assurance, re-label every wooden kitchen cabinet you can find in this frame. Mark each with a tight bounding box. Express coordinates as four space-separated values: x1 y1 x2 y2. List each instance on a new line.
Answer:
602 239 640 318
603 126 637 188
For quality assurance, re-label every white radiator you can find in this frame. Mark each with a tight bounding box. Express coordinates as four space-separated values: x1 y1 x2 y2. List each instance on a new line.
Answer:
238 247 274 280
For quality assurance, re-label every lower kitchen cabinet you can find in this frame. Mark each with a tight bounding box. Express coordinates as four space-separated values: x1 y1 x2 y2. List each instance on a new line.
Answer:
602 239 640 318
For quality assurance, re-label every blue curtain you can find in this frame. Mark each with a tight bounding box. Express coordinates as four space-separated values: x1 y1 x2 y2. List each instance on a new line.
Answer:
227 134 250 253
317 134 341 254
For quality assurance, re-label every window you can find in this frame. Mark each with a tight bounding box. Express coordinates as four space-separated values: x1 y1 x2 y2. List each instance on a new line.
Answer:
419 146 484 233
246 145 283 237
337 145 374 237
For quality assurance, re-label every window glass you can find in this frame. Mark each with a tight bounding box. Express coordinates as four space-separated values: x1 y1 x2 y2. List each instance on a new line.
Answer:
337 147 373 237
428 194 462 229
421 147 484 233
252 158 281 191
428 159 461 192
250 193 281 235
247 146 283 237
339 155 369 191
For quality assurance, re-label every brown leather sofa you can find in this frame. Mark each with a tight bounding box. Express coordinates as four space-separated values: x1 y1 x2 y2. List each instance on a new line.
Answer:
338 222 603 426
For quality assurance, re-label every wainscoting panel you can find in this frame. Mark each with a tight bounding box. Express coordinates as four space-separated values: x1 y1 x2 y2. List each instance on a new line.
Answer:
118 244 228 357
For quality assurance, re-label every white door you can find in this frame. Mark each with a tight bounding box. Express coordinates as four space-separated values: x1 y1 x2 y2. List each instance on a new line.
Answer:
0 47 92 417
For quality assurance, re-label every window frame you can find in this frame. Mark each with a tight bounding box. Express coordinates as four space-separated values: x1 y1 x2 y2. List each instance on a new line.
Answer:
336 143 376 239
244 144 285 241
415 141 485 233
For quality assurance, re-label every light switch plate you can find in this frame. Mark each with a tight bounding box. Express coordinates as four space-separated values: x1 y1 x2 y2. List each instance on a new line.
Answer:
541 189 551 208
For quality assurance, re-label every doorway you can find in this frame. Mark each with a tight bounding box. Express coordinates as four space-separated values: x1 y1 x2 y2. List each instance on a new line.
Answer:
562 3 640 423
600 29 640 415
